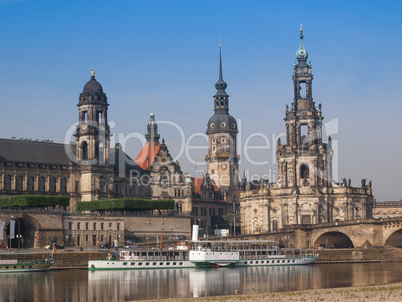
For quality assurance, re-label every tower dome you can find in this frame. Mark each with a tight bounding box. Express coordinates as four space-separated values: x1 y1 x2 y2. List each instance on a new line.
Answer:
79 69 107 105
83 69 103 94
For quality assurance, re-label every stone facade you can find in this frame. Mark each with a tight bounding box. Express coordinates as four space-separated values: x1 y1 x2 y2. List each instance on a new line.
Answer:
239 29 374 235
374 201 402 218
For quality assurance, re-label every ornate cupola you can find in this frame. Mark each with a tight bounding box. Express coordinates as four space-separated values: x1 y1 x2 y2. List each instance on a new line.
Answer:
296 26 308 62
205 41 239 190
75 69 110 164
145 109 160 145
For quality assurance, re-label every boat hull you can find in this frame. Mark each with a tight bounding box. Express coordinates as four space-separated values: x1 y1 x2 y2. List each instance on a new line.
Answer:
0 262 53 273
88 260 196 270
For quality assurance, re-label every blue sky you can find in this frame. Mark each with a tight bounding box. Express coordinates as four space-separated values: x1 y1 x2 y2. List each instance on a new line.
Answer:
0 0 401 202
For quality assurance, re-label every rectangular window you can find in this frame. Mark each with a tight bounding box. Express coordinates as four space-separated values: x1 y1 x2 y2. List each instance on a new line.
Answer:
117 223 120 230
101 235 104 242
101 223 104 230
109 223 112 230
68 222 72 230
86 222 89 230
93 222 96 230
86 235 89 241
77 222 80 230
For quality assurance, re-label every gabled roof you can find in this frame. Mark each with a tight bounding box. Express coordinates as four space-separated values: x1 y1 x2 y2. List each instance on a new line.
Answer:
134 141 161 170
191 176 219 194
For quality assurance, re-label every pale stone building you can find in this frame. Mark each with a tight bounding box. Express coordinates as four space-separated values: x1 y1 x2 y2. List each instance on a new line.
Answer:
239 29 374 234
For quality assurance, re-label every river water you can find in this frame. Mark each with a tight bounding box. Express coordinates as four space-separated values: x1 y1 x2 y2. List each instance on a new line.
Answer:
1 262 402 301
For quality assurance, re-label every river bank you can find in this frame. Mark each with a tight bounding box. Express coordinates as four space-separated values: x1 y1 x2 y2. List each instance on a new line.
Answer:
144 282 402 302
2 247 401 269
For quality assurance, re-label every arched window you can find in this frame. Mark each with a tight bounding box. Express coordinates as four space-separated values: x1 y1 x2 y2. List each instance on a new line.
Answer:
5 175 11 191
300 164 309 179
28 176 34 191
39 177 45 192
82 141 88 160
272 220 278 232
16 175 23 191
50 177 56 193
60 178 67 193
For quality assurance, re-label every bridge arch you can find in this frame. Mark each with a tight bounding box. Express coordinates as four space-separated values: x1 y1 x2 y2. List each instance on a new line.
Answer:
313 231 354 248
2 215 41 249
384 228 402 248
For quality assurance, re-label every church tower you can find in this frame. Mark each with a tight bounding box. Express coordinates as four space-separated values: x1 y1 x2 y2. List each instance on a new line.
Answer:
75 69 114 201
277 27 333 194
75 69 110 165
205 42 239 190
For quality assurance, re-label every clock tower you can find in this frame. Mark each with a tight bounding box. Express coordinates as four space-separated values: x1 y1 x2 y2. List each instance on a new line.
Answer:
205 43 239 191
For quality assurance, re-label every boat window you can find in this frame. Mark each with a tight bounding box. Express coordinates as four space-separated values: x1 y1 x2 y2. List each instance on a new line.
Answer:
138 263 142 266
131 263 135 266
6 266 8 269
166 262 170 265
179 262 183 265
277 260 280 263
173 262 176 265
256 261 258 264
153 262 157 265
282 260 285 263
160 263 163 265
250 261 253 264
293 260 295 263
146 263 150 266
21 266 24 268
123 262 127 265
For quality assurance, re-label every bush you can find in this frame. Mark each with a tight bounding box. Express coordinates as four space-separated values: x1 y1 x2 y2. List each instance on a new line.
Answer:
0 195 69 208
76 198 175 212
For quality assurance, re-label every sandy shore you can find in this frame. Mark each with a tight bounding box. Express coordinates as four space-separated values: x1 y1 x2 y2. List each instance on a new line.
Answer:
139 282 402 302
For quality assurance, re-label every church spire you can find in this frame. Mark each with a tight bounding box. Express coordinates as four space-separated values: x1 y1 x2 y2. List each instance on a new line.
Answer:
145 109 160 145
214 38 228 99
296 24 308 63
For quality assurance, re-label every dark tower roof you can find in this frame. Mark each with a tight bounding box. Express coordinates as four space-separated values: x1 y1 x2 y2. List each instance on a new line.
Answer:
79 69 108 105
83 69 104 94
214 45 228 98
206 42 238 135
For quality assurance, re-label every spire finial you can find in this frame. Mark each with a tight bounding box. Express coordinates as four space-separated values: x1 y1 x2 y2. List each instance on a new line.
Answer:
300 23 303 32
219 36 222 48
219 37 223 81
91 68 95 77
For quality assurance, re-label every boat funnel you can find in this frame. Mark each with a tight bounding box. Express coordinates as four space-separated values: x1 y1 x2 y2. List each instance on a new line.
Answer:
192 225 199 241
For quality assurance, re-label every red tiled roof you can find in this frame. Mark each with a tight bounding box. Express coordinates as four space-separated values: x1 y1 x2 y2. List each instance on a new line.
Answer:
191 177 203 194
134 141 161 170
191 177 219 194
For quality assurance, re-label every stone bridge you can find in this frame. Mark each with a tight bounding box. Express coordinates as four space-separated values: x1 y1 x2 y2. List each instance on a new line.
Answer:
0 210 64 249
236 217 402 249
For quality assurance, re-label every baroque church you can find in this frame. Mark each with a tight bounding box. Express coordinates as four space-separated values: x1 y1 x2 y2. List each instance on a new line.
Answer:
239 28 374 234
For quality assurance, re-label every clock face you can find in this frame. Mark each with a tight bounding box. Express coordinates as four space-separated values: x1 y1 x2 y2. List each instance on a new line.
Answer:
221 164 227 170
